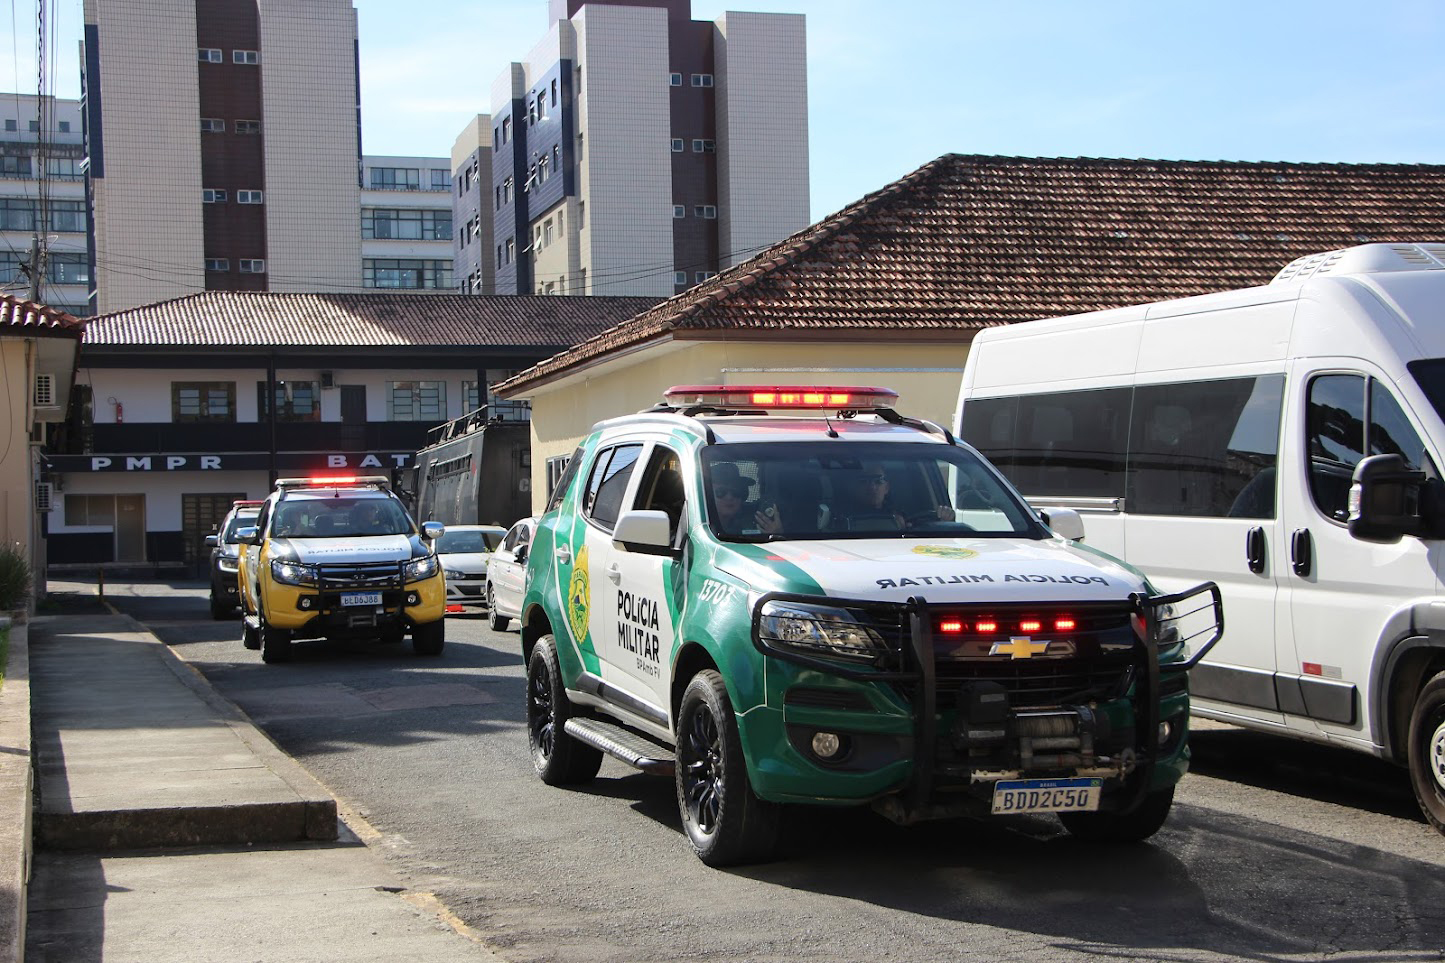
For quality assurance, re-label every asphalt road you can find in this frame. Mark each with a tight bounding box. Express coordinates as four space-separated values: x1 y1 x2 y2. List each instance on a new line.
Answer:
63 579 1445 963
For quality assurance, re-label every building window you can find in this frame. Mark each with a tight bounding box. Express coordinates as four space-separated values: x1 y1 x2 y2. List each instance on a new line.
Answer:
203 189 227 203
693 139 715 153
671 138 683 153
258 380 320 422
204 258 229 272
64 494 116 526
27 121 38 132
49 200 85 233
363 258 453 290
501 117 511 143
0 198 33 231
238 259 265 273
430 169 448 191
0 155 31 178
200 118 225 133
496 245 503 269
388 381 446 421
46 155 83 180
58 121 69 133
695 271 715 284
694 204 717 219
578 201 585 229
463 381 481 413
237 190 263 204
369 167 420 191
669 72 682 86
505 238 515 264
674 271 687 286
673 205 685 219
543 218 554 245
362 208 452 240
235 119 261 134
232 50 260 65
551 78 558 106
691 73 714 87
198 48 222 63
49 253 89 284
2 120 13 132
173 382 235 423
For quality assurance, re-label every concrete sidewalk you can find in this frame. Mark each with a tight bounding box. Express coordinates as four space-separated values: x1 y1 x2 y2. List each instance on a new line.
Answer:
19 612 501 962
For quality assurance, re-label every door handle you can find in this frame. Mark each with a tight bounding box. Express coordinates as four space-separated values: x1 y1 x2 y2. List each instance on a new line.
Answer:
554 544 572 565
606 562 622 584
1290 528 1312 577
1245 527 1267 574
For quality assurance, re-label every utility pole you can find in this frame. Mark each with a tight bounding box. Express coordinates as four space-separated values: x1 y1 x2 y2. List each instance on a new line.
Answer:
26 236 43 302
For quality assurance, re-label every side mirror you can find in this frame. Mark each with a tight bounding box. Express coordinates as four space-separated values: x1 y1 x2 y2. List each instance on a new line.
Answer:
1039 507 1085 542
1349 453 1429 543
205 534 218 548
421 521 445 541
613 509 676 556
236 526 259 545
514 543 529 564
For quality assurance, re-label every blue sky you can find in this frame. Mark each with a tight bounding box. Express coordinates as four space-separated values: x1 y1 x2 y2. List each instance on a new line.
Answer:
9 0 1445 222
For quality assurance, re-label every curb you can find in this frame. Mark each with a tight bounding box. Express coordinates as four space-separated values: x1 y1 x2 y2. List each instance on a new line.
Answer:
34 612 337 851
0 622 32 963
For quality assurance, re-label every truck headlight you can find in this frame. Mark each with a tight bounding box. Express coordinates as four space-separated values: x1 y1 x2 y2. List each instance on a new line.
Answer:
757 599 887 662
218 555 239 573
404 555 441 582
271 559 317 587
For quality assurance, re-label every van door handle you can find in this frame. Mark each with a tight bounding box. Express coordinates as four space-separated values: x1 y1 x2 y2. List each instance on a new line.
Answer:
1245 527 1267 574
554 544 572 565
1290 529 1312 577
606 562 622 584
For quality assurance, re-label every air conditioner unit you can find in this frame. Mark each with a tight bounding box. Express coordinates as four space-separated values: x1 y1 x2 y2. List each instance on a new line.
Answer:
34 373 56 407
35 481 53 512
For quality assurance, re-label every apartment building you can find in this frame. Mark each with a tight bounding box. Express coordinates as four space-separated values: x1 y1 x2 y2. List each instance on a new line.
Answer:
452 115 496 296
481 0 809 299
0 95 89 316
360 155 456 292
82 0 363 312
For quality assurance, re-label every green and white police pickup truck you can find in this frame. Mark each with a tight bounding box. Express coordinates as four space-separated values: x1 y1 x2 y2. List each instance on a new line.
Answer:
517 385 1222 865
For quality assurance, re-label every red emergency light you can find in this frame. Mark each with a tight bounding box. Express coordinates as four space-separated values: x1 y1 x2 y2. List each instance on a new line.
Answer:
663 384 899 410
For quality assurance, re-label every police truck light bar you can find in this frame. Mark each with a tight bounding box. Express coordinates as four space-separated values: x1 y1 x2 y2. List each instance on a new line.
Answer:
664 385 899 410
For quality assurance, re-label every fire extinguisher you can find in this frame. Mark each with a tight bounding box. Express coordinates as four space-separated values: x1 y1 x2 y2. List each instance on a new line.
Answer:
110 397 123 423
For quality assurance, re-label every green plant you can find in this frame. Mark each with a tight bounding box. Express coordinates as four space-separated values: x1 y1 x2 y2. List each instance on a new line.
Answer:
0 543 31 611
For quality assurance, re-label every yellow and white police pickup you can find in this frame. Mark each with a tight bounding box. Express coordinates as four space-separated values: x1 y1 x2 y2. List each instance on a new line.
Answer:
236 475 447 663
518 386 1223 865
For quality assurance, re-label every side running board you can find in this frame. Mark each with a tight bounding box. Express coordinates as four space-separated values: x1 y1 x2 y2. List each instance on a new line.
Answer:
563 718 675 777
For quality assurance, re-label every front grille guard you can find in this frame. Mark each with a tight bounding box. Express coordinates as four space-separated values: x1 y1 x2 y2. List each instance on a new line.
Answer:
314 561 407 591
751 581 1223 811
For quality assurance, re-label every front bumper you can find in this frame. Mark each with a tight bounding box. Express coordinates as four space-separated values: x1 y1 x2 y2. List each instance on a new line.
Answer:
445 572 487 606
739 586 1219 821
261 560 446 634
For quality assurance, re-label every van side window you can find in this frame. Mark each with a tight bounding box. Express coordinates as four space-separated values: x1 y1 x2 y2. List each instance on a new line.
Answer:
1369 380 1427 470
1130 376 1283 518
1307 374 1366 521
961 389 1128 497
583 444 642 530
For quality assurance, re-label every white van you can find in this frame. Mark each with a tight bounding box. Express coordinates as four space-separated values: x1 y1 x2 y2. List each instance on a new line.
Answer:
955 242 1445 833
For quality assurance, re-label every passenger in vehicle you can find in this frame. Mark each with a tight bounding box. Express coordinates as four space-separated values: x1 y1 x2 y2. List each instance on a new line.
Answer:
832 462 907 531
711 463 782 535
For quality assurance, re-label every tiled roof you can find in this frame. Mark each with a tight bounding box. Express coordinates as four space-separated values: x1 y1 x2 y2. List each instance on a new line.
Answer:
499 153 1445 394
82 291 662 348
0 294 85 339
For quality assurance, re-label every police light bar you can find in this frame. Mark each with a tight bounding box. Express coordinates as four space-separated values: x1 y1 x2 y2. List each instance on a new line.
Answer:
275 475 391 489
663 385 899 410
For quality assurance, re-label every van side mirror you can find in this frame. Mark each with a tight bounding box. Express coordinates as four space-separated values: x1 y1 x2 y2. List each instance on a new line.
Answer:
1039 507 1086 542
613 509 677 556
1349 454 1430 543
205 534 218 548
236 527 259 545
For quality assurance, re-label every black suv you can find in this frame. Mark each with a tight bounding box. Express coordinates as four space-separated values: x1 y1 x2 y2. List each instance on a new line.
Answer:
206 500 263 619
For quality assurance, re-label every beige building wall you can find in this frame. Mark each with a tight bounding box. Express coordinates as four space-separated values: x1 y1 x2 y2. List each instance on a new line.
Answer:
260 0 362 291
715 13 809 269
516 339 972 511
0 339 32 554
573 5 673 297
530 200 572 294
86 0 205 313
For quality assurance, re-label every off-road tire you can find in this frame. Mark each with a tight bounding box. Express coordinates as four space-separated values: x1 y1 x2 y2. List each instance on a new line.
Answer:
675 669 782 866
1407 670 1445 834
488 584 509 631
260 621 292 664
241 617 261 651
526 636 602 785
1059 785 1174 843
412 619 445 656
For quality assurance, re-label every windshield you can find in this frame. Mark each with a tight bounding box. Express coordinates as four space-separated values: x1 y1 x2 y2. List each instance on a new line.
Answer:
221 511 260 543
436 530 504 554
270 497 413 538
700 441 1045 540
1409 359 1445 428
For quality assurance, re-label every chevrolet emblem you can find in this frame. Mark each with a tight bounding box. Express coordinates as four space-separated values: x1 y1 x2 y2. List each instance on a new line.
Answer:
990 636 1050 659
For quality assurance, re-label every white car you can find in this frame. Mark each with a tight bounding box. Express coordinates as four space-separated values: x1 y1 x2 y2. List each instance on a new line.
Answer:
435 525 508 612
483 517 535 631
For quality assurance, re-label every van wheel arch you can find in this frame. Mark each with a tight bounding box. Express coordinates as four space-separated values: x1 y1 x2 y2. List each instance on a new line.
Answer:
1384 639 1445 762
